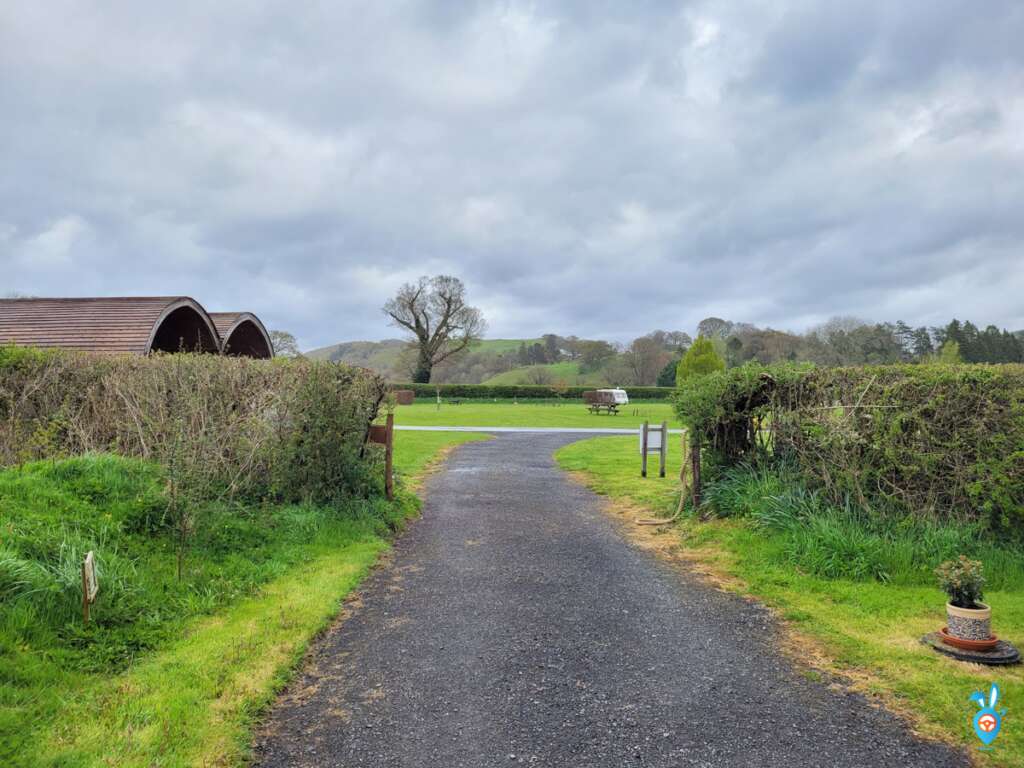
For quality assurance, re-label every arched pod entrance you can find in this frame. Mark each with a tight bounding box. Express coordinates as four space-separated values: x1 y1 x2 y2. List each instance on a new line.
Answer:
209 312 274 358
147 299 221 354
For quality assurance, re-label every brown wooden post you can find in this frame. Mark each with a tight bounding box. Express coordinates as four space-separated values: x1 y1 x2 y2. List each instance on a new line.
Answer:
641 420 649 478
385 412 395 501
659 421 667 478
690 432 701 509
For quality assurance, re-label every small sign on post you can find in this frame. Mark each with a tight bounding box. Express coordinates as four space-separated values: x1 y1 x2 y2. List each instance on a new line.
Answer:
82 551 98 623
639 421 668 478
369 413 396 501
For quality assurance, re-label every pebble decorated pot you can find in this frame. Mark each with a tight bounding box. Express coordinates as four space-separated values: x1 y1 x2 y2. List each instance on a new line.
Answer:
946 602 991 641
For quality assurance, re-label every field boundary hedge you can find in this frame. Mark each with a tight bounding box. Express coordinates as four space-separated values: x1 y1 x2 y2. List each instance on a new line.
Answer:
0 345 388 503
675 363 1024 534
395 382 674 400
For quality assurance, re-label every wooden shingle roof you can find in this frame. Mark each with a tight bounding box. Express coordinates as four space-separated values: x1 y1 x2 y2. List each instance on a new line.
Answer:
0 297 221 355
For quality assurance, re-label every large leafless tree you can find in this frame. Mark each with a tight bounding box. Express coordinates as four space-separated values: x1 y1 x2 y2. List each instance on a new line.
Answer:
383 275 486 383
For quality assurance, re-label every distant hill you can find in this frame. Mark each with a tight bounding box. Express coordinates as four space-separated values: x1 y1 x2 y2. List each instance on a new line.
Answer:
483 361 609 386
305 339 408 375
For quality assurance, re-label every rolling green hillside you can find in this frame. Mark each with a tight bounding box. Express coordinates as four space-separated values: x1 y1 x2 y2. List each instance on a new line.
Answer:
305 339 407 368
483 361 610 386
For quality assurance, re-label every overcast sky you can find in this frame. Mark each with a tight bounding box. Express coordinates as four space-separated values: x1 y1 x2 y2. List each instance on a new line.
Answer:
2 2 1023 349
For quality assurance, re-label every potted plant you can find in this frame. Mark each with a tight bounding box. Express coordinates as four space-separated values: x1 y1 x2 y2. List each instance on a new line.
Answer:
936 556 991 642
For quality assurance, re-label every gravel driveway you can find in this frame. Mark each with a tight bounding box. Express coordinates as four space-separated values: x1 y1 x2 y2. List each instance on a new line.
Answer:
253 433 966 767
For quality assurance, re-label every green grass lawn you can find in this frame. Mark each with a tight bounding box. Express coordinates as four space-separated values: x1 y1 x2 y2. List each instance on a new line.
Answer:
555 436 1024 766
391 400 679 429
392 430 491 481
1 433 478 767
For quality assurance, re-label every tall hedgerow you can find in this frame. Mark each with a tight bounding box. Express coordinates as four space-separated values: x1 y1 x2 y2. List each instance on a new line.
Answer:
0 346 388 505
675 362 1024 535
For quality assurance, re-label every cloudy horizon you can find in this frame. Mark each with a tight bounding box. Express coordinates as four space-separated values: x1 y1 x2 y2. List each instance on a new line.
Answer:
2 1 1023 349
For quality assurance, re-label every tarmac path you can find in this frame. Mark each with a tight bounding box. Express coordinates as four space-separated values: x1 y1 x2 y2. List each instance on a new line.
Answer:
254 433 966 767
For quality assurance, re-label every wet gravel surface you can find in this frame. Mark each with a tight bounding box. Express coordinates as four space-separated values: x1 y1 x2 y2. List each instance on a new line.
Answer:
253 434 967 767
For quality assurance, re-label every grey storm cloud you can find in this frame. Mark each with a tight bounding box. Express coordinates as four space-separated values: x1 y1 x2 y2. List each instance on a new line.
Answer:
2 0 1023 349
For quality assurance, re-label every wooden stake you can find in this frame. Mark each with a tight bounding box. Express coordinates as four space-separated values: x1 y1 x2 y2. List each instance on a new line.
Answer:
690 433 702 509
81 559 90 624
385 412 395 501
659 420 667 478
641 420 649 478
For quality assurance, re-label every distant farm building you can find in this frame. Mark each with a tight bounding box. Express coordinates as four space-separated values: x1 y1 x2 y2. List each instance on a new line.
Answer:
0 297 274 358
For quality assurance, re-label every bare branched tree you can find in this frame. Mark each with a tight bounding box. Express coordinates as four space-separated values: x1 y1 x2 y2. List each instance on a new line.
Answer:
625 335 673 386
382 275 486 383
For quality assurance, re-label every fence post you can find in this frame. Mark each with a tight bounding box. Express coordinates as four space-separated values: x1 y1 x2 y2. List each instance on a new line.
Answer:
690 432 701 509
641 421 649 477
81 559 90 624
385 412 395 501
659 420 667 478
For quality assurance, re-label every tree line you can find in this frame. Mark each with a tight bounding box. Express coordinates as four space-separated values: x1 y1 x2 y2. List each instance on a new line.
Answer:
697 316 1024 370
378 275 1022 386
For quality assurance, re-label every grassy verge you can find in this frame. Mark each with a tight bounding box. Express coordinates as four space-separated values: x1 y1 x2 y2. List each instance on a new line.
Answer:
555 436 1024 766
2 433 477 766
390 400 678 429
392 430 491 482
40 540 385 767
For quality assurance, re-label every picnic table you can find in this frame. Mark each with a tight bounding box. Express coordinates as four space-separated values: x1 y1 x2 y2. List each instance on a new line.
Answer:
583 390 620 415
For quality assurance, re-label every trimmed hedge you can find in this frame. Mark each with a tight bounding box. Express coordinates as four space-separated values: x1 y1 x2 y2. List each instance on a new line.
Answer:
676 363 1024 535
394 382 674 400
0 345 388 503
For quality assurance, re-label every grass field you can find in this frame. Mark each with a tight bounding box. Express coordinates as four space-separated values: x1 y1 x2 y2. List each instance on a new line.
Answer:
390 400 679 429
1 433 479 767
392 430 491 481
555 436 1024 766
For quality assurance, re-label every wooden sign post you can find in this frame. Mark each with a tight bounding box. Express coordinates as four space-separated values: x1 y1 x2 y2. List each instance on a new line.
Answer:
639 421 668 478
384 412 394 501
369 413 396 500
82 551 98 623
690 432 702 508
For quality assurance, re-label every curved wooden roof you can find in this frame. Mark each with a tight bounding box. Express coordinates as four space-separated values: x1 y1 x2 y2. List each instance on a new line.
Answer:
209 312 275 358
0 297 221 355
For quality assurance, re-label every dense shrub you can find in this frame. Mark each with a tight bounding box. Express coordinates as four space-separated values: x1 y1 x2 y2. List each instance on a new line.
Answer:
676 336 725 382
677 363 1024 535
0 346 388 504
396 382 674 400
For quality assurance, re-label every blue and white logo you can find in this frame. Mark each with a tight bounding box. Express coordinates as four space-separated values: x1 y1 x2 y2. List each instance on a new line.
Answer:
971 683 1005 748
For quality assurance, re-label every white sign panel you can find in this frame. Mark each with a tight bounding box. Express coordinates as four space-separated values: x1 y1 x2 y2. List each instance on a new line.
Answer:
640 427 663 453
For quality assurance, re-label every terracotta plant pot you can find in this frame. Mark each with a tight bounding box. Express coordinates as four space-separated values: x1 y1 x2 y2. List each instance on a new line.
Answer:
946 601 991 641
938 627 999 651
